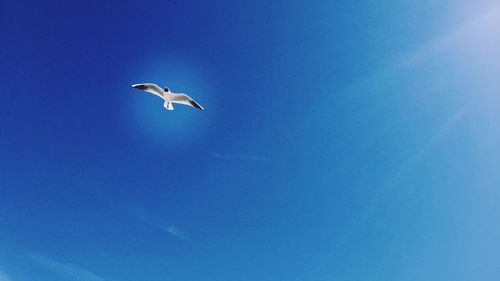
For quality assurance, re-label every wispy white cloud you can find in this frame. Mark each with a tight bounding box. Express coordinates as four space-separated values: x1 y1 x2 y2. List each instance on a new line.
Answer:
159 225 190 242
210 151 270 162
129 207 190 242
0 270 12 281
30 254 105 281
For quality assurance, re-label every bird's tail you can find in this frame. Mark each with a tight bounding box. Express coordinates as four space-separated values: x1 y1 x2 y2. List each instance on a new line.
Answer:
164 101 174 110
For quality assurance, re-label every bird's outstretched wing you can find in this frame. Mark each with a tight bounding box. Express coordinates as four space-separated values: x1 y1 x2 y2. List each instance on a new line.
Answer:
131 83 164 98
171 93 205 110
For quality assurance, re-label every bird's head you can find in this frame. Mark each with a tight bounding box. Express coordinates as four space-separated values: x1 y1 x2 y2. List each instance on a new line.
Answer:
163 87 170 92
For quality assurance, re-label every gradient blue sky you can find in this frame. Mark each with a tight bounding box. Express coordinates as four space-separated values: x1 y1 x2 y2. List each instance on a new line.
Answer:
1 1 500 280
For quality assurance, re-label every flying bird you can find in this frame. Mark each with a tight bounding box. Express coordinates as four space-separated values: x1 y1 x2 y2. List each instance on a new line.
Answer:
131 83 205 111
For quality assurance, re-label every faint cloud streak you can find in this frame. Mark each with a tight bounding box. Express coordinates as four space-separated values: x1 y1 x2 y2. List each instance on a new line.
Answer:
30 254 105 281
159 225 190 242
128 207 190 242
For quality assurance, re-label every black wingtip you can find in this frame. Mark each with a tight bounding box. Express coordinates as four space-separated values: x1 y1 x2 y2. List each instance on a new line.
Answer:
190 100 204 110
132 84 147 90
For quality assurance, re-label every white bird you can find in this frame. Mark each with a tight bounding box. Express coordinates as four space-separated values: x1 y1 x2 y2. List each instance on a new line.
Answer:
131 83 205 111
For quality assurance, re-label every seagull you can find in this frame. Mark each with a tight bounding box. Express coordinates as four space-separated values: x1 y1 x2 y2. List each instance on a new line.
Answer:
131 83 205 111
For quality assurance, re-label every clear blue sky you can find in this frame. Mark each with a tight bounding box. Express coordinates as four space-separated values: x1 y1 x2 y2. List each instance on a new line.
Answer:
1 1 500 280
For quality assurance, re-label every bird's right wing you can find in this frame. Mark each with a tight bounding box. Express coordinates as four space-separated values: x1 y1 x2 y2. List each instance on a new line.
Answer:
131 83 164 98
171 93 205 110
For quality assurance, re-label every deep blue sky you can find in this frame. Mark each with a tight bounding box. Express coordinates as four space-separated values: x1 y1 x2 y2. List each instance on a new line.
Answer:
1 1 500 280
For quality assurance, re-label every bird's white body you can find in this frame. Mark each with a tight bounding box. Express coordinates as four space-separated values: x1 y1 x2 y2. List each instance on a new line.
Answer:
131 83 205 111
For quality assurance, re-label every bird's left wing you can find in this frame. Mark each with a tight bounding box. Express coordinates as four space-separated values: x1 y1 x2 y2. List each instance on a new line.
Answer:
171 93 205 110
131 83 164 98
